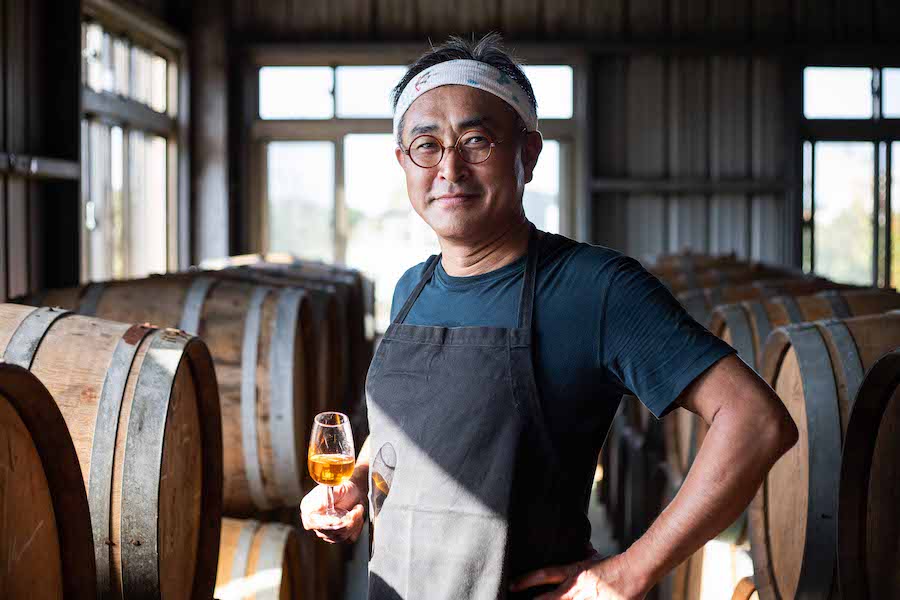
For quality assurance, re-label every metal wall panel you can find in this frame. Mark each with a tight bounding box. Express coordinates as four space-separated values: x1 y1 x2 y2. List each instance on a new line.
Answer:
751 58 784 263
231 0 900 41
626 57 666 259
668 57 708 252
709 56 750 257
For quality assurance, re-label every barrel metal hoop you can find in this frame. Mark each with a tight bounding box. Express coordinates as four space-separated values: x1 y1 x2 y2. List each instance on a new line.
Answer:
776 295 805 324
820 319 865 410
785 324 843 600
3 306 72 368
230 520 261 582
819 289 853 320
242 285 274 510
720 304 757 371
179 276 217 334
748 301 774 357
88 324 156 596
78 283 106 316
256 523 293 600
838 348 900 600
120 328 191 597
269 287 307 503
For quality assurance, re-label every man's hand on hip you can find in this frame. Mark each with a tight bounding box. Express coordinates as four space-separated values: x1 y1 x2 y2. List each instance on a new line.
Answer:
509 553 646 599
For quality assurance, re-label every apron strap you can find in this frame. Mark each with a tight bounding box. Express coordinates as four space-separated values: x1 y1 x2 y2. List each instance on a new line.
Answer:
394 254 441 325
517 224 540 329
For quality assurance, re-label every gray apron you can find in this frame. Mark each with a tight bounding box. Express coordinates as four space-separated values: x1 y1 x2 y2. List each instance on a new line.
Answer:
366 226 592 600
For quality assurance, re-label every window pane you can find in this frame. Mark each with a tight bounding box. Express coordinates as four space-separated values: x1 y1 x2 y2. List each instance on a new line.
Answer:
524 139 560 233
883 68 900 118
892 142 900 286
113 38 130 97
128 132 168 277
804 67 873 119
110 126 126 277
132 46 152 106
813 142 874 285
85 121 112 281
336 66 407 118
267 142 335 261
83 23 107 92
344 134 439 332
150 54 168 113
522 65 574 119
260 67 334 119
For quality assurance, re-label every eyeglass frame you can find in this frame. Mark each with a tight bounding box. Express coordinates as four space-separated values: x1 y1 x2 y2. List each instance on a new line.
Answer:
399 127 529 169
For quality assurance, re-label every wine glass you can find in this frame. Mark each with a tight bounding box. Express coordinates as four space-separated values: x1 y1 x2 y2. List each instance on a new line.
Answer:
306 411 356 529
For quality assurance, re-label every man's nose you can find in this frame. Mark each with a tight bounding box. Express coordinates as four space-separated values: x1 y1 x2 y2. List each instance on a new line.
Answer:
437 146 469 182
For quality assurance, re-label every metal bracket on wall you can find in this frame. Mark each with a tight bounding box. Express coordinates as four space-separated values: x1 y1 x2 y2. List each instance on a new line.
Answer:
0 152 79 181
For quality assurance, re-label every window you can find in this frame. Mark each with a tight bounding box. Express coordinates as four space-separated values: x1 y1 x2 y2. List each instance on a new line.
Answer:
254 60 578 332
801 65 900 286
80 16 183 281
803 67 873 119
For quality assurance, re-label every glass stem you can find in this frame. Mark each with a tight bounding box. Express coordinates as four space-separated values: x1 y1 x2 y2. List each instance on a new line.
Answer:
326 485 336 515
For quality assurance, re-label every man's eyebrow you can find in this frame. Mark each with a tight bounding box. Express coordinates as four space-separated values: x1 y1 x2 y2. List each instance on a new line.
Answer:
409 122 439 137
407 116 497 138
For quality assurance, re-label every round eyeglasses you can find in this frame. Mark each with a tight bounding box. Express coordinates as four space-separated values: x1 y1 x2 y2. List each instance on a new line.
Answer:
401 130 500 169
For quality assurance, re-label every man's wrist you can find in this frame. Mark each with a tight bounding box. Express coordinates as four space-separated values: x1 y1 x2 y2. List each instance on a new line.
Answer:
619 539 661 598
350 462 370 490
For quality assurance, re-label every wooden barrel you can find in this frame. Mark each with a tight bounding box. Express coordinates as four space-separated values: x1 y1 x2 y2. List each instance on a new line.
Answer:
214 518 309 600
654 470 704 600
669 289 900 546
710 288 900 372
651 250 741 271
836 348 900 600
731 577 759 600
677 277 847 326
202 255 374 418
750 311 900 600
29 275 316 515
187 267 347 417
653 263 797 295
0 304 222 600
0 363 96 599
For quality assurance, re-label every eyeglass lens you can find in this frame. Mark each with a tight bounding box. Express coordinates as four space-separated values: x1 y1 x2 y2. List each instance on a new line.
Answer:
408 131 493 168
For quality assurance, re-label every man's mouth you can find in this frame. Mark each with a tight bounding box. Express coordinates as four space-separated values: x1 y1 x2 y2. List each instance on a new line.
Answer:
432 193 478 206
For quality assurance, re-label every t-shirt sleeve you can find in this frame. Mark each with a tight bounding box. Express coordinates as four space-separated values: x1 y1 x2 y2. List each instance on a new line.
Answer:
598 255 736 419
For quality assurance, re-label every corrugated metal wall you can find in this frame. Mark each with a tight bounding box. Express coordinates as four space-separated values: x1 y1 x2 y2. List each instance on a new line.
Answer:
592 54 790 263
229 0 900 41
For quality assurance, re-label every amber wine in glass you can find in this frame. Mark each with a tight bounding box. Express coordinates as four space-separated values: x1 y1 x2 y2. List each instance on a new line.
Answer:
307 411 356 529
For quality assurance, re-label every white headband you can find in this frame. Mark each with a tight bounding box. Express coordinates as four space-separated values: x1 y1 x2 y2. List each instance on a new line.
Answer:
392 59 538 141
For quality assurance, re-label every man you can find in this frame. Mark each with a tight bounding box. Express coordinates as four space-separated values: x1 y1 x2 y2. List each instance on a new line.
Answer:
301 33 798 600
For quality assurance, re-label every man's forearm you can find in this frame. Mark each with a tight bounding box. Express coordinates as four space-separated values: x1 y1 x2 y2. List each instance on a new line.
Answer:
621 403 796 592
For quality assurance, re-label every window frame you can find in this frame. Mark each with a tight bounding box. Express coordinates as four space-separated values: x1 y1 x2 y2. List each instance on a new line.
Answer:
242 44 589 261
801 59 900 287
80 0 189 279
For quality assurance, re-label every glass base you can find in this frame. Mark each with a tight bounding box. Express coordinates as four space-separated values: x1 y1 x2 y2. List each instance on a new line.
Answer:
306 506 349 530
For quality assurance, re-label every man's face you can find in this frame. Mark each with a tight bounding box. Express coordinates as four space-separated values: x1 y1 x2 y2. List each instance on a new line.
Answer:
395 85 542 243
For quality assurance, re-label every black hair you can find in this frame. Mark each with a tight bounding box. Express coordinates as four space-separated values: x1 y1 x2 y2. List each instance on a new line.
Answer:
391 32 537 144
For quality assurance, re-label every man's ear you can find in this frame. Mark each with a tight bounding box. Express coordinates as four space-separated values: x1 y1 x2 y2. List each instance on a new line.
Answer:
522 131 543 185
395 145 404 167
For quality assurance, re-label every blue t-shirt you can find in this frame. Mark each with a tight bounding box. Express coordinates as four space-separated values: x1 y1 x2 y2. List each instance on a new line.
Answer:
389 230 735 500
